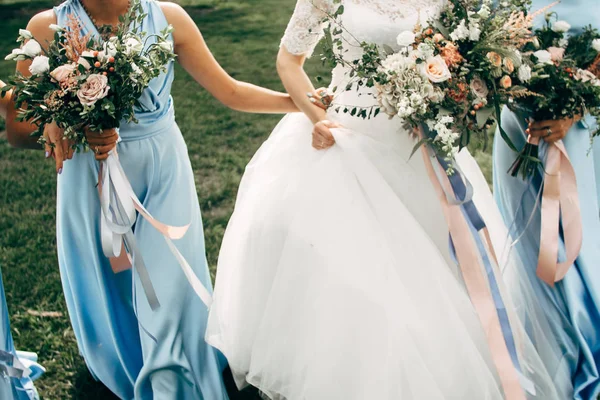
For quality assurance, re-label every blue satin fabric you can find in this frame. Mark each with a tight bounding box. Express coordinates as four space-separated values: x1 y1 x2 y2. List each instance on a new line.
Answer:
0 268 43 400
494 2 600 398
53 1 228 399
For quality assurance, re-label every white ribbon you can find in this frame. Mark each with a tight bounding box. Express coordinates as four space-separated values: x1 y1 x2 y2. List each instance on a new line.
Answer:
99 151 213 309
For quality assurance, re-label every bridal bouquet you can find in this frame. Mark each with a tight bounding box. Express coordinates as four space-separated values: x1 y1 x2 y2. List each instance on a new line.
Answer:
1 0 176 150
508 15 600 178
318 0 539 173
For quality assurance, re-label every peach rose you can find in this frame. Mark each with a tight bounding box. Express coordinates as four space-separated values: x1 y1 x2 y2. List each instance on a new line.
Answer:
499 75 512 88
486 52 502 67
503 58 515 73
548 46 565 62
77 74 110 106
50 64 76 83
419 55 452 83
433 33 445 43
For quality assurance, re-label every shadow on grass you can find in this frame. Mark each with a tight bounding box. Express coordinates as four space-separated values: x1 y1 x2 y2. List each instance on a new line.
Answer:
72 368 119 400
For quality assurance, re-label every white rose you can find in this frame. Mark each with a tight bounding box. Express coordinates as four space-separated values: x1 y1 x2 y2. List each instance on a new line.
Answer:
517 64 532 82
419 55 452 83
78 57 92 70
574 69 597 83
49 24 63 32
29 55 50 75
103 42 118 58
21 39 42 57
158 41 174 53
478 5 490 18
593 39 600 52
552 20 571 33
19 29 33 40
533 50 553 65
396 31 416 47
5 48 26 61
124 37 143 55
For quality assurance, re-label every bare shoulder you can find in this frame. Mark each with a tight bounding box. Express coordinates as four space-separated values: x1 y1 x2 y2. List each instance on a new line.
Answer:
157 2 198 46
26 9 57 45
158 1 188 24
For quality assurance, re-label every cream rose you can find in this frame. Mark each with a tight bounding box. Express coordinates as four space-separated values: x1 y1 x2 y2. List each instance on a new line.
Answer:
50 64 76 83
517 64 532 82
503 58 515 73
419 55 452 83
486 52 502 68
552 20 571 33
77 74 110 106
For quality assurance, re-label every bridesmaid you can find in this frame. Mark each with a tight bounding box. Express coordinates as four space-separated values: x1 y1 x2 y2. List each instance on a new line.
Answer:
1 80 45 400
493 2 600 399
5 2 319 399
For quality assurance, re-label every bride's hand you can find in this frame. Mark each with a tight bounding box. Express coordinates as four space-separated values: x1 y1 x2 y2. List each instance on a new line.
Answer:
527 117 578 143
308 88 334 110
312 120 340 150
43 121 74 174
85 128 119 161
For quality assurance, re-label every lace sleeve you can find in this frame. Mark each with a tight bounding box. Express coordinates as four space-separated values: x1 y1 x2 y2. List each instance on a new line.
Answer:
280 0 333 57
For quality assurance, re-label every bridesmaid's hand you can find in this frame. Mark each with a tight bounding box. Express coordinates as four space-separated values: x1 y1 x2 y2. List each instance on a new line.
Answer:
43 121 74 174
308 88 334 110
527 116 579 143
85 128 119 161
312 120 340 150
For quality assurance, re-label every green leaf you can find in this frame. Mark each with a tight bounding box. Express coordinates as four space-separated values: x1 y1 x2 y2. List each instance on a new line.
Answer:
410 136 431 159
475 107 494 128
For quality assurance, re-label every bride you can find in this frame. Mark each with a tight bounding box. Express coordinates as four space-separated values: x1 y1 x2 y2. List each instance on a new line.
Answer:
206 1 561 398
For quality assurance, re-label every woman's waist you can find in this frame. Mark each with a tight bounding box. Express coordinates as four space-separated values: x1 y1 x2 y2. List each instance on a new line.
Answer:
118 101 176 142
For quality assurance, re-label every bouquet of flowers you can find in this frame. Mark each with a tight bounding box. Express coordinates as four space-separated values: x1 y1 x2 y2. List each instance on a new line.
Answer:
1 0 176 151
317 0 541 173
508 14 600 178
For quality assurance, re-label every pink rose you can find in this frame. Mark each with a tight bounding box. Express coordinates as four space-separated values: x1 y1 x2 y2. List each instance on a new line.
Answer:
548 46 565 62
419 55 452 83
50 64 76 83
77 74 110 106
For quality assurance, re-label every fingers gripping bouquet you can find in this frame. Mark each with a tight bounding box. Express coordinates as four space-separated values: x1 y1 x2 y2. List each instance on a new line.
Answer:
1 1 213 311
2 0 175 149
509 13 600 178
318 0 537 174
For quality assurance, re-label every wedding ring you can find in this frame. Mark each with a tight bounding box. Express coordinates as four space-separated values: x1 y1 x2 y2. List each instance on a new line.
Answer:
545 128 552 138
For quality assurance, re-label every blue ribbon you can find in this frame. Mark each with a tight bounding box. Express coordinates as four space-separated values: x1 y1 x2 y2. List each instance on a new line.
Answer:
438 155 525 381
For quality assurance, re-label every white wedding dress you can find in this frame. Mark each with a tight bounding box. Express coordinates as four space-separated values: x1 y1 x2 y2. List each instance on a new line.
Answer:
206 1 561 399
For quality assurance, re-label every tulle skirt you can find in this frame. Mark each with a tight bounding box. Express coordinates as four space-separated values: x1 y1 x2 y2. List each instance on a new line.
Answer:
207 111 560 399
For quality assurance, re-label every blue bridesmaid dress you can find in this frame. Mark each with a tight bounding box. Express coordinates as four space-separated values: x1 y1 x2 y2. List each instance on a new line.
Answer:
493 2 600 399
0 268 44 400
53 1 228 399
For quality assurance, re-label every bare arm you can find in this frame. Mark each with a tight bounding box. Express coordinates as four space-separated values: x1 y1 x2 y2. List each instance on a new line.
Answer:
160 2 299 114
6 10 56 149
276 47 327 124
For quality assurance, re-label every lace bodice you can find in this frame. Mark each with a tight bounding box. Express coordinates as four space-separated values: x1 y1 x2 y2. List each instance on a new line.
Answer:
280 0 443 58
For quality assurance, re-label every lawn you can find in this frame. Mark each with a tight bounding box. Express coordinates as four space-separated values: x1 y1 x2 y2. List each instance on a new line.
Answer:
0 1 495 398
0 0 330 398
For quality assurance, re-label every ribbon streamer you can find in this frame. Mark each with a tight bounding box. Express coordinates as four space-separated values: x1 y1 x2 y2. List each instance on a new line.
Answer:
0 350 30 380
98 151 213 310
530 137 583 286
418 127 527 400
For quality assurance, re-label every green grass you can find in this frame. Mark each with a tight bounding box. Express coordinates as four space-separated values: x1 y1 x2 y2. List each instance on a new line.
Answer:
0 0 330 398
0 1 495 399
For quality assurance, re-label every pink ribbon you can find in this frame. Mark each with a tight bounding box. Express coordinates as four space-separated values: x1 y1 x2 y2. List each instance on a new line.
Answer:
531 137 583 286
419 128 526 400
